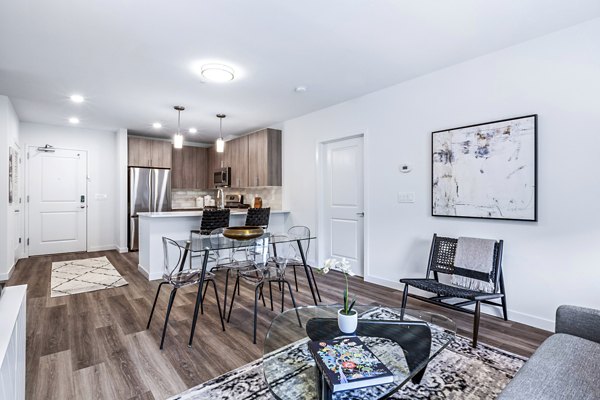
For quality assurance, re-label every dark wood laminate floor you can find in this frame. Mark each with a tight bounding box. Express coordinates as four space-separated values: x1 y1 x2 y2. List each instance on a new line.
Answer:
6 250 551 400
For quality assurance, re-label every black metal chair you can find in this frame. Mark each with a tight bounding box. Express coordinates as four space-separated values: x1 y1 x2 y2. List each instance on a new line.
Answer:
146 237 225 349
226 235 301 344
399 234 506 347
245 207 270 228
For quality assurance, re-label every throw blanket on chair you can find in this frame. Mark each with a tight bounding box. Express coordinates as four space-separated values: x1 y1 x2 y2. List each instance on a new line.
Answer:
451 237 496 293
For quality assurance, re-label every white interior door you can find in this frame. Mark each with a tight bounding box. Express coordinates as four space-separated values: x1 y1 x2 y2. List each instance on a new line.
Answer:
28 147 87 255
322 136 364 276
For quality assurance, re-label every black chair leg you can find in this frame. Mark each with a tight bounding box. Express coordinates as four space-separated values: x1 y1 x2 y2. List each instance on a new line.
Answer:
260 285 266 307
223 269 230 316
269 281 274 310
400 284 409 319
201 282 209 315
281 280 285 312
284 280 302 327
211 279 226 332
227 276 240 323
147 281 167 329
253 284 261 344
501 296 508 321
160 287 178 350
293 266 298 291
472 301 481 348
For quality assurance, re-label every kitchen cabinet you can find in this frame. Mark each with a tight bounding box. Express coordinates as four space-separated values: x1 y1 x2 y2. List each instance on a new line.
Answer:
247 128 282 186
207 145 223 188
128 137 172 168
172 146 208 189
226 135 248 188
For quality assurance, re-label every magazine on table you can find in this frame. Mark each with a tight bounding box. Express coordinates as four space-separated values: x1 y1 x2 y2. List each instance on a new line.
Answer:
308 336 394 392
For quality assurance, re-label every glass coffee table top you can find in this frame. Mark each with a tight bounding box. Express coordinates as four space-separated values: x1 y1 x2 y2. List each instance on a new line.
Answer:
263 306 455 400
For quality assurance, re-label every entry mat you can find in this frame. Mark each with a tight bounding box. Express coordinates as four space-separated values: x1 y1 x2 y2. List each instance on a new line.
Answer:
170 307 527 400
51 256 128 297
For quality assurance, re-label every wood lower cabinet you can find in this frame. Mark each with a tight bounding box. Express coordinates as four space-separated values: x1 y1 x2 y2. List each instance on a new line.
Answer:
128 137 172 168
247 128 281 187
172 146 208 189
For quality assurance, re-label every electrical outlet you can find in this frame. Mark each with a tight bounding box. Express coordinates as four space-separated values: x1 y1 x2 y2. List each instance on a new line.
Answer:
397 192 415 203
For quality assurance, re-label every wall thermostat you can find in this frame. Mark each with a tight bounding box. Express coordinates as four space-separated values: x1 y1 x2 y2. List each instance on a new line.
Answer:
399 164 412 173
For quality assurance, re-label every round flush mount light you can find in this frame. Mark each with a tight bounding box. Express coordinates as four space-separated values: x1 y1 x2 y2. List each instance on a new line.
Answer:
152 122 162 129
69 117 80 124
188 127 197 134
294 86 307 93
70 94 85 103
200 63 235 83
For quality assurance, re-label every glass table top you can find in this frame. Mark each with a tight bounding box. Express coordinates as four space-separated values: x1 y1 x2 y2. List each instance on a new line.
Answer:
263 305 456 400
175 232 316 253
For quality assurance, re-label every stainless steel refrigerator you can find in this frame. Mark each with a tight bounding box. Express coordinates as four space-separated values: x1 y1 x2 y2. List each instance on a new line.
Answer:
128 167 171 251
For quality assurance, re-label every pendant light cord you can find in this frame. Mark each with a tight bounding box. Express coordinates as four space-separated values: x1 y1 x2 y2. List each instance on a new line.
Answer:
177 110 181 135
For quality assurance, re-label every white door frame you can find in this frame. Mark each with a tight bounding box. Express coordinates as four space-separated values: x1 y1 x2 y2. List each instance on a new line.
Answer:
24 144 89 257
316 131 370 277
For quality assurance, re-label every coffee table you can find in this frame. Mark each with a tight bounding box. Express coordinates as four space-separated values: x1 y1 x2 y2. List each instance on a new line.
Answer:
263 306 455 400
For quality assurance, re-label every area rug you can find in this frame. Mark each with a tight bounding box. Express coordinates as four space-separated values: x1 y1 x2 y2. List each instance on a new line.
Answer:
170 308 527 400
50 256 128 297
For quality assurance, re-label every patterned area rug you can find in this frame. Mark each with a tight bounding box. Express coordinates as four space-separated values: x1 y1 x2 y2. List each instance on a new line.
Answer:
51 256 128 297
170 308 527 400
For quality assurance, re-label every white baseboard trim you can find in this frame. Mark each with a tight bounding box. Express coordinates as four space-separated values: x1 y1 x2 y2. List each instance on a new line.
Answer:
0 263 15 281
116 246 128 253
363 273 554 332
88 244 119 252
137 264 162 281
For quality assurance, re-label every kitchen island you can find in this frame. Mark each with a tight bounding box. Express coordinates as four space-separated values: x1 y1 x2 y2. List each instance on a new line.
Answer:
137 209 290 280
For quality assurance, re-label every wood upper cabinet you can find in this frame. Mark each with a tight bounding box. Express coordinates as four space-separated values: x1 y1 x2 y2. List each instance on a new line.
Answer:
227 135 248 188
247 129 282 187
172 146 209 189
207 145 223 188
128 137 172 168
171 146 208 189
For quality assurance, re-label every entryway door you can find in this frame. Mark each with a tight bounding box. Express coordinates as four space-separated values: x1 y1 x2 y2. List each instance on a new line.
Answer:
27 147 87 255
321 136 364 276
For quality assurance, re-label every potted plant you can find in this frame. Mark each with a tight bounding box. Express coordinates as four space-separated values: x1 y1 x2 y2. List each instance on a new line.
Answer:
318 258 357 334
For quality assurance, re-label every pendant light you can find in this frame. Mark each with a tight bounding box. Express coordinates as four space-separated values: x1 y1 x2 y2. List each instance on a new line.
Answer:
173 106 185 149
216 114 226 153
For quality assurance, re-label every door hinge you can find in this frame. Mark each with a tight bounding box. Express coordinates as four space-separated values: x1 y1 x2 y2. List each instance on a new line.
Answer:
27 238 29 246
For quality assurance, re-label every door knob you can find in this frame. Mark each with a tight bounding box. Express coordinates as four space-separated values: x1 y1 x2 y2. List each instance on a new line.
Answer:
356 212 364 217
80 205 86 209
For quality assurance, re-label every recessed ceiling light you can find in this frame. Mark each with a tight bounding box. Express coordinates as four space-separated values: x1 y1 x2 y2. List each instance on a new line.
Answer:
200 63 235 83
295 86 307 93
152 122 162 129
189 127 198 134
70 94 85 103
69 117 80 124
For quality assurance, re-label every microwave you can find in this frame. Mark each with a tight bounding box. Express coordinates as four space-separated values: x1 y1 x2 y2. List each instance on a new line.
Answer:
214 167 231 187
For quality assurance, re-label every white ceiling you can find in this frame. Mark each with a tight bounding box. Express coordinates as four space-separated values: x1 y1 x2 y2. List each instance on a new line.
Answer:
1 1 599 143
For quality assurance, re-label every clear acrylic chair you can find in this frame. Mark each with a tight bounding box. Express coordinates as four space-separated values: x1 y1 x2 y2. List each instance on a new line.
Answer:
146 237 225 349
227 235 301 344
285 226 321 300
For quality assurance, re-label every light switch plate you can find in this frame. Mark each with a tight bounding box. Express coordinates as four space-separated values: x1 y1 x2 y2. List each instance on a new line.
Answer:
397 192 415 203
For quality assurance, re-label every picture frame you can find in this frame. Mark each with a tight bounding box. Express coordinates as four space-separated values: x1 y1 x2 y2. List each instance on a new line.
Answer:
432 114 537 221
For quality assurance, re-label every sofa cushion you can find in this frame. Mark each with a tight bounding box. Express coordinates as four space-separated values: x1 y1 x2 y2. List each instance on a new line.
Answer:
498 333 600 400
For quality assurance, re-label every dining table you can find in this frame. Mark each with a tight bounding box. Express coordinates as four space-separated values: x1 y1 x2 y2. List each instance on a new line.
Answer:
173 231 321 346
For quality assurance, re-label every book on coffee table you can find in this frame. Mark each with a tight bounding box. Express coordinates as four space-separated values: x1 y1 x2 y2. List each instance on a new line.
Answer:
308 336 394 392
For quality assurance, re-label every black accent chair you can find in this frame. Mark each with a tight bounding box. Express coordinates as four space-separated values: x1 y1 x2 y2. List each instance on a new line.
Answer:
191 208 231 236
245 207 270 228
399 234 506 347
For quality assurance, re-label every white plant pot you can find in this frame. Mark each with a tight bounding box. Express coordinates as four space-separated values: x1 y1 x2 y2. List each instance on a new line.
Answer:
337 309 358 334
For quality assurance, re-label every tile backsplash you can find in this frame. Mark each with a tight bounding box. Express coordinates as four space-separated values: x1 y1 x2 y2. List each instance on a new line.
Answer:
172 187 282 210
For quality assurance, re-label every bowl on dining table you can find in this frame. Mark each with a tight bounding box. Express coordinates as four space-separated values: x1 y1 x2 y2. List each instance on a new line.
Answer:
223 226 265 240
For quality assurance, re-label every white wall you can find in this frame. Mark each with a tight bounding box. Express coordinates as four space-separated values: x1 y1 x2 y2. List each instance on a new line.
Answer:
116 128 128 252
282 18 600 330
0 96 21 280
20 123 120 252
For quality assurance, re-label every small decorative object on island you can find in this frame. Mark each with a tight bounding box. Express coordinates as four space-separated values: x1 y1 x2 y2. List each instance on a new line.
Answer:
253 196 263 208
318 258 357 334
223 226 264 240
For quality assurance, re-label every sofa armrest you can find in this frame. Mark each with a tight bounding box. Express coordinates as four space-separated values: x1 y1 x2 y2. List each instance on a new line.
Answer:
555 305 600 343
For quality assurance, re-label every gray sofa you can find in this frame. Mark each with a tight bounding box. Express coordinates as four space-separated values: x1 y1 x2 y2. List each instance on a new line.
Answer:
498 305 600 400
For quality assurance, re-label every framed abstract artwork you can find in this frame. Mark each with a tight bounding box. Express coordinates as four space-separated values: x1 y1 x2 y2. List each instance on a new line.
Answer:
432 114 537 221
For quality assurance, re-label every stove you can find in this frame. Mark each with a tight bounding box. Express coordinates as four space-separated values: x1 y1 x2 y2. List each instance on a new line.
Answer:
224 194 250 209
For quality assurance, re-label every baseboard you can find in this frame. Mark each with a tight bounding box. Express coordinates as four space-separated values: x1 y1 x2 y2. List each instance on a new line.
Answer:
116 246 128 253
364 273 554 332
137 264 162 281
0 263 15 282
88 244 119 252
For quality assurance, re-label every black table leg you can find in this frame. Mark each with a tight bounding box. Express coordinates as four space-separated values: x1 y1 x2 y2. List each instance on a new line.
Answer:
189 249 209 347
297 239 319 305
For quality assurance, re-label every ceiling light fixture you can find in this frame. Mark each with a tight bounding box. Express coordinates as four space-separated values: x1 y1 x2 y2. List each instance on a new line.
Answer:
69 117 80 124
70 94 85 103
295 86 307 93
216 114 226 153
152 122 162 129
188 127 197 134
201 64 235 83
173 106 185 149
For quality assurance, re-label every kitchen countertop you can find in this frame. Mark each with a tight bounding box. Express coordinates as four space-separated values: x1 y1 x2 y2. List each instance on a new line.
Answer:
138 209 290 218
